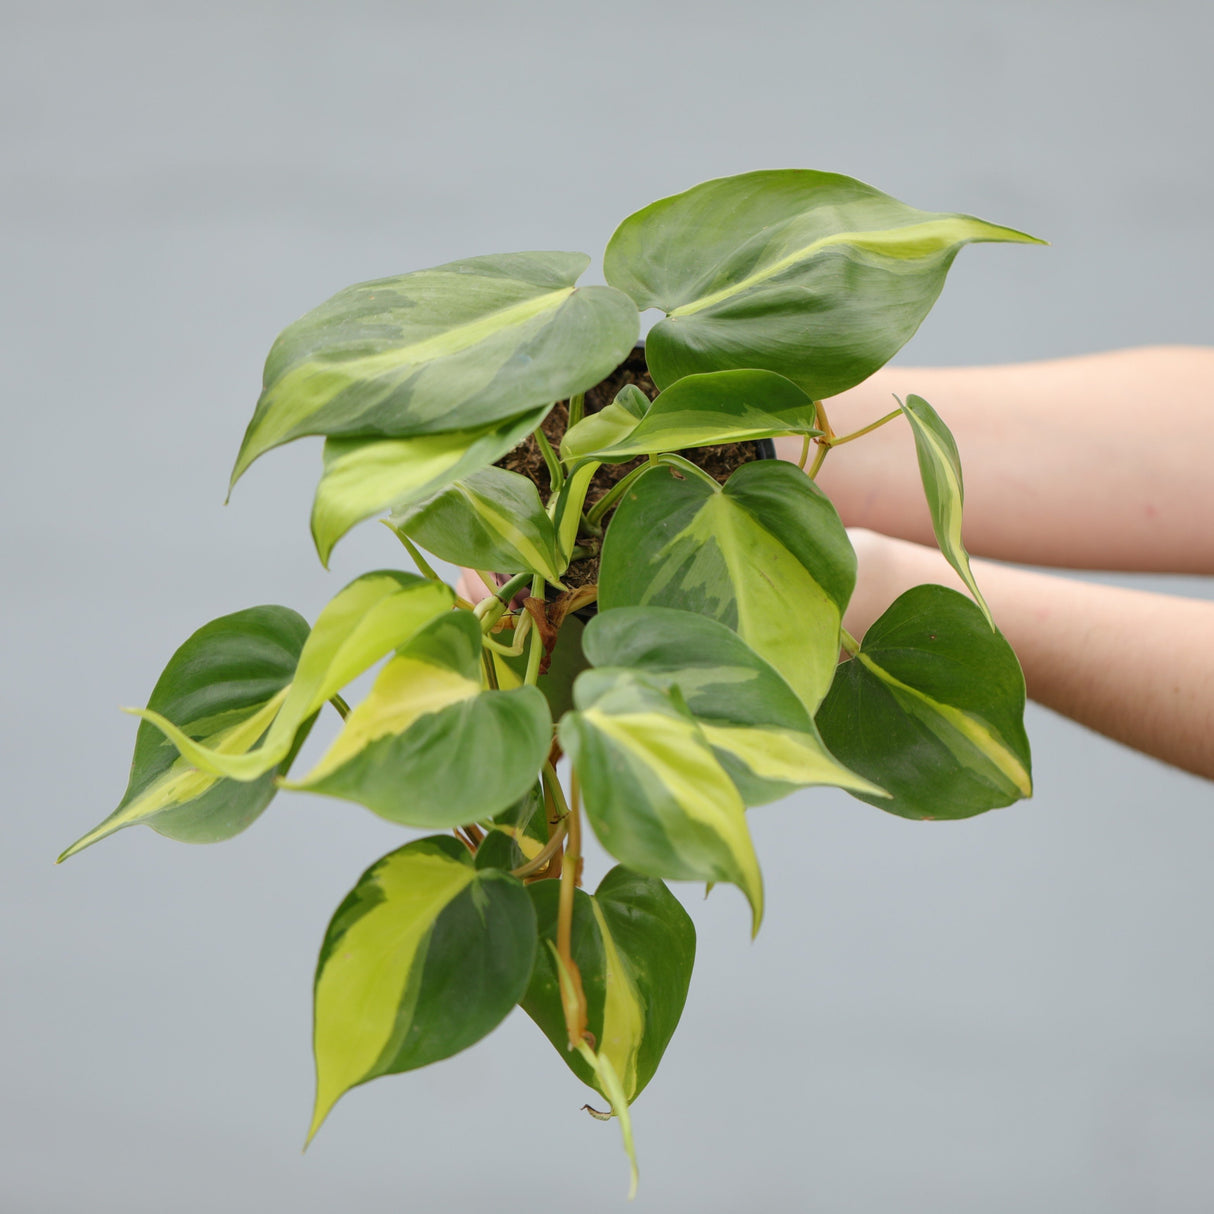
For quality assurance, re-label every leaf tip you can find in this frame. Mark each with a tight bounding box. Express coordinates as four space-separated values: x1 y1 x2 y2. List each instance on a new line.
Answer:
305 1096 333 1149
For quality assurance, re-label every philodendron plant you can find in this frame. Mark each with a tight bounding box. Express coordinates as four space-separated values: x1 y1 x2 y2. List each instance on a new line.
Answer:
62 170 1041 1195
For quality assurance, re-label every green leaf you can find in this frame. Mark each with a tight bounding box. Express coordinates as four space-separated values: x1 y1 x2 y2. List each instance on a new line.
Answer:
285 612 551 827
311 406 546 567
562 369 820 463
551 459 600 563
393 466 566 586
59 606 312 861
900 393 992 625
604 170 1043 397
815 585 1032 820
599 460 855 712
130 572 453 782
522 867 695 1103
582 607 882 805
232 251 639 488
309 835 536 1140
559 382 653 463
486 782 551 869
560 669 763 933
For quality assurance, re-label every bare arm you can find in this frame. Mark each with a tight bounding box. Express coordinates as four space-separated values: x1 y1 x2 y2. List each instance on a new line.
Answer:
776 346 1214 574
845 529 1214 781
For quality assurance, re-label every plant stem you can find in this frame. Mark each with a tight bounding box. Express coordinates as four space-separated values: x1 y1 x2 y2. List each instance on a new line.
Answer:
556 768 587 1049
523 574 545 685
536 429 565 493
328 694 350 720
384 524 443 582
481 648 499 689
830 406 905 446
510 817 569 879
656 452 722 490
585 462 651 526
481 612 532 657
840 627 861 656
814 399 837 442
543 761 570 818
567 392 585 429
797 432 812 470
806 440 830 479
475 571 532 630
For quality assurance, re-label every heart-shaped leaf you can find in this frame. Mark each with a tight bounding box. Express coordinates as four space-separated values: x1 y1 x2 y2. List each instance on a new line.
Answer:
599 460 854 712
562 369 820 463
604 170 1043 396
560 669 763 934
286 612 551 827
900 393 992 625
393 466 566 585
815 585 1032 819
59 606 312 860
130 572 453 781
522 866 695 1103
232 251 639 487
582 607 882 805
309 835 535 1140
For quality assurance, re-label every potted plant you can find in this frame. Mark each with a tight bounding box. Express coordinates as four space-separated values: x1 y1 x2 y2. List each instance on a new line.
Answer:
60 169 1040 1195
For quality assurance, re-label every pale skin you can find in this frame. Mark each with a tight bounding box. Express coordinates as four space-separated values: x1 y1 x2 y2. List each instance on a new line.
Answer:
773 346 1214 781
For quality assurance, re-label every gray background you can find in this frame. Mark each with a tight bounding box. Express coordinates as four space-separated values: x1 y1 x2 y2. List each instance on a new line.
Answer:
4 1 1213 1210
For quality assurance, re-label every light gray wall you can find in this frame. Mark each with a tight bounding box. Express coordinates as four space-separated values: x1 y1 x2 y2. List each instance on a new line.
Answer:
4 2 1213 1210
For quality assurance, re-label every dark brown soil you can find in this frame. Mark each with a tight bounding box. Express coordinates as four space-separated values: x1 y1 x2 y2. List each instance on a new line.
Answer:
497 346 769 589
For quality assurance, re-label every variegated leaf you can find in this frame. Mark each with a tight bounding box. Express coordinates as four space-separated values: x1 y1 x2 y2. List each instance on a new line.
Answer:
479 782 551 870
562 369 820 463
604 170 1043 396
59 606 311 860
900 393 992 625
582 607 882 805
551 458 599 563
130 572 453 782
311 406 545 567
309 835 535 1140
523 867 696 1196
285 612 551 827
598 460 855 713
560 669 763 933
523 867 694 1100
392 466 566 586
559 381 653 463
231 251 639 488
816 585 1032 820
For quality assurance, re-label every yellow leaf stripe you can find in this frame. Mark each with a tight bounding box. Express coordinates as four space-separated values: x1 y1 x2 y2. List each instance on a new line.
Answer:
697 722 886 798
57 688 290 861
553 460 598 561
900 396 993 625
588 899 646 1101
235 286 575 484
458 483 564 584
582 707 763 934
670 217 1038 319
311 432 480 568
683 494 839 712
288 656 480 787
856 653 1032 797
130 575 452 783
308 848 475 1141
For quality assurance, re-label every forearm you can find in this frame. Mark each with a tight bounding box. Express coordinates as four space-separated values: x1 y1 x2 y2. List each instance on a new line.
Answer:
777 346 1214 574
845 530 1214 781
